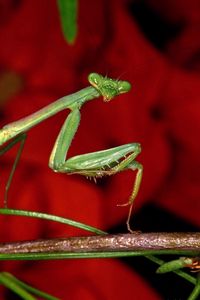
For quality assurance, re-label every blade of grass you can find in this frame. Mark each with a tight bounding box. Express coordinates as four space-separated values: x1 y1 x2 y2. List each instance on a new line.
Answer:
0 208 105 235
187 274 200 300
0 272 36 300
57 0 78 44
0 250 199 261
0 273 59 300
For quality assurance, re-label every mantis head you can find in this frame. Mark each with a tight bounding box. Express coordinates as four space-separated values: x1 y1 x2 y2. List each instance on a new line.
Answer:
88 73 131 101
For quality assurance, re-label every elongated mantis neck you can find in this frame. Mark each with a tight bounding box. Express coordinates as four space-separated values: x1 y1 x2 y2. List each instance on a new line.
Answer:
0 86 99 145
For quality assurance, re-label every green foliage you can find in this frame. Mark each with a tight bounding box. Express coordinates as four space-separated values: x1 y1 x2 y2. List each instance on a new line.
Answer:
188 274 200 300
0 272 58 300
57 0 78 44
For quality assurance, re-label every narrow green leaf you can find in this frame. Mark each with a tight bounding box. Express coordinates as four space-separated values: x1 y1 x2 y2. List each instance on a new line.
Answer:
0 208 106 235
0 250 198 261
0 273 59 300
57 0 78 44
188 274 200 300
0 273 36 300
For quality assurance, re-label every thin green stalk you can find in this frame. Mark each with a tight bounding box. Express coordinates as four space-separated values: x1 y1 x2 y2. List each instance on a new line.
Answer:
0 250 199 261
0 208 105 235
0 273 59 300
188 274 200 300
0 272 36 300
57 0 78 44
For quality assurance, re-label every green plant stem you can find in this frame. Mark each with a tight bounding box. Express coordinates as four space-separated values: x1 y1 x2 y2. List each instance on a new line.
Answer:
188 274 200 300
0 208 105 235
0 272 59 300
0 272 36 300
57 0 78 44
0 250 199 260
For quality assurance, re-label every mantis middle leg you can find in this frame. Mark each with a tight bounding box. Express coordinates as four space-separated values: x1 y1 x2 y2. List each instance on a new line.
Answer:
49 108 143 232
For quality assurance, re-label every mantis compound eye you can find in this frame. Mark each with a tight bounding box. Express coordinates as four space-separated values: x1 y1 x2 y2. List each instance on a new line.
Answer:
118 80 132 94
88 73 103 87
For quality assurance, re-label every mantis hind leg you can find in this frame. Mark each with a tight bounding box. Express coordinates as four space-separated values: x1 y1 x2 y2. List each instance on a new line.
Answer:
0 133 26 207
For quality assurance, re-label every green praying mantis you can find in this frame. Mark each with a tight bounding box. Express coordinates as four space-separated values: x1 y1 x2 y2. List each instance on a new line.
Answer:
0 73 143 232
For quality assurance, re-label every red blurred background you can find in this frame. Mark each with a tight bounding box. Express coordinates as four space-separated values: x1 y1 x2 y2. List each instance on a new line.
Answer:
0 0 200 299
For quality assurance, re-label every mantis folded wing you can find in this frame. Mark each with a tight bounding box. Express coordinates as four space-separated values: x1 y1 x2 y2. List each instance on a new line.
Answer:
0 73 143 232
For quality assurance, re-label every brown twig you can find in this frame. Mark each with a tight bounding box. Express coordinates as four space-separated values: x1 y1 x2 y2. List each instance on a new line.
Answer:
1 232 200 254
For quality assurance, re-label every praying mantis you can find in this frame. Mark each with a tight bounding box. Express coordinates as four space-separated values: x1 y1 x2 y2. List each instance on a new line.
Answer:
0 73 143 232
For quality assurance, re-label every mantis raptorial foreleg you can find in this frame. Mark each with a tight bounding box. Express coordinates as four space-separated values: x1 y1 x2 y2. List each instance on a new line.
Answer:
0 73 143 232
